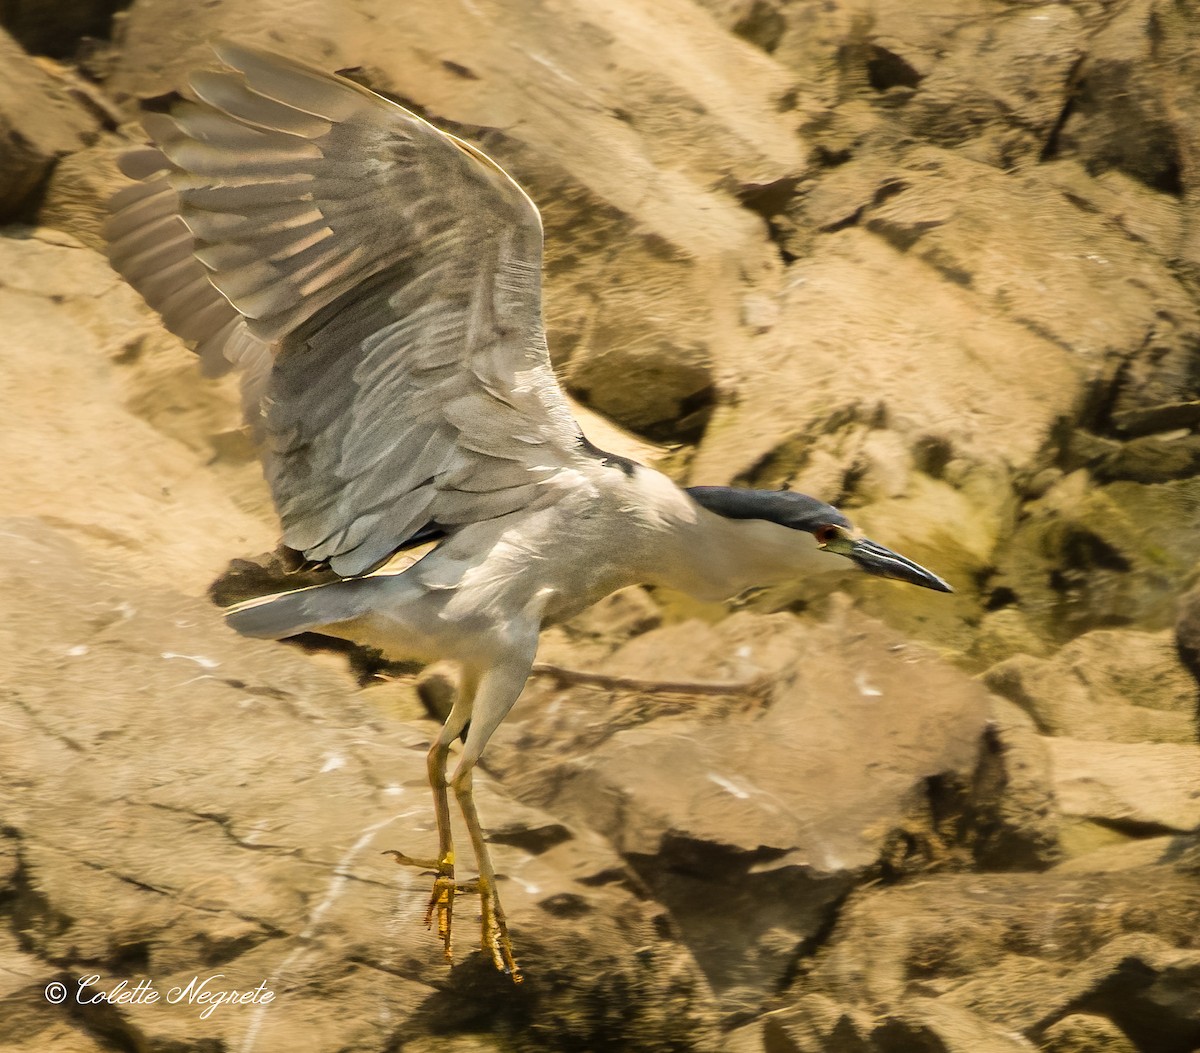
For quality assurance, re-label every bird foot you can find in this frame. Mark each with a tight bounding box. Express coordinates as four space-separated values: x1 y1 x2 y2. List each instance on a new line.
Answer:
384 848 461 960
478 876 522 982
383 850 521 982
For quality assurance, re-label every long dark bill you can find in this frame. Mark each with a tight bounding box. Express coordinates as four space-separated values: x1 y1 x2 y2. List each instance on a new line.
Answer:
849 538 953 593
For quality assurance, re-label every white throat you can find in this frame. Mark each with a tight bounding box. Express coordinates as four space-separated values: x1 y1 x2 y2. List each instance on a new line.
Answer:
628 472 848 600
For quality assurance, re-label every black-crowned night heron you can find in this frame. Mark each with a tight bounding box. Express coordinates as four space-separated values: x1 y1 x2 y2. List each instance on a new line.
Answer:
106 43 952 982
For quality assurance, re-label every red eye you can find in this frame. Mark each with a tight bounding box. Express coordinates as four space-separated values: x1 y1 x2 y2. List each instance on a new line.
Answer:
815 525 839 545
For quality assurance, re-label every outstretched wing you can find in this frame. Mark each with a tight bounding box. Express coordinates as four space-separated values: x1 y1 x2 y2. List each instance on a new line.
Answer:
107 42 591 576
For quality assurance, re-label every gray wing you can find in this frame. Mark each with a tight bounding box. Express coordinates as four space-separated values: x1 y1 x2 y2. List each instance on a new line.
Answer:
106 41 590 576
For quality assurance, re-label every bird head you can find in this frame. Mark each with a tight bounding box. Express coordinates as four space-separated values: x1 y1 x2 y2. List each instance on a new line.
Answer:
686 486 953 593
806 519 952 592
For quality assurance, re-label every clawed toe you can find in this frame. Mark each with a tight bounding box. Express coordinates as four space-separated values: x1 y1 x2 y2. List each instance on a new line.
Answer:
384 849 520 981
385 849 459 958
478 877 522 982
424 871 457 958
382 849 441 870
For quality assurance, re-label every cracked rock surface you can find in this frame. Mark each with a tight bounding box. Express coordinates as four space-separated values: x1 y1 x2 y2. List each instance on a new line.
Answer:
0 519 719 1052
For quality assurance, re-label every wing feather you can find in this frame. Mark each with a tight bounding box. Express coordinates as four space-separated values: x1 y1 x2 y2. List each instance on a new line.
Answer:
105 149 273 391
188 70 335 137
107 42 597 576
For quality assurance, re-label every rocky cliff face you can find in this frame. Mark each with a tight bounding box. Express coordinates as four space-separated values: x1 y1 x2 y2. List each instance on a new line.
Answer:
1 2 1197 1051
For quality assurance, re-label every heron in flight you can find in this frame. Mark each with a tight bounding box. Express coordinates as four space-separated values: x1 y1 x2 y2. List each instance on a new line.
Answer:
106 43 952 982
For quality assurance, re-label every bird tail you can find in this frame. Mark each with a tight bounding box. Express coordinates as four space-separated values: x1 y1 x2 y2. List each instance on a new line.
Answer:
222 579 372 639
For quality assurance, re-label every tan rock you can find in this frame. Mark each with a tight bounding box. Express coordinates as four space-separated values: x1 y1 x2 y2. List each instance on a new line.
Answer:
491 607 991 1001
0 28 100 221
939 934 1200 1037
1041 1014 1138 1053
880 998 1038 1052
790 859 1200 1050
1175 582 1200 688
885 154 1197 385
969 698 1062 869
1047 737 1200 834
38 135 131 250
0 229 275 592
691 220 1082 486
1052 835 1190 875
3 1 120 58
984 629 1198 745
973 608 1052 667
989 471 1200 644
762 992 876 1053
1041 161 1187 264
1055 0 1200 284
0 519 721 1051
691 132 1197 646
899 4 1084 164
765 994 1040 1053
1058 0 1190 196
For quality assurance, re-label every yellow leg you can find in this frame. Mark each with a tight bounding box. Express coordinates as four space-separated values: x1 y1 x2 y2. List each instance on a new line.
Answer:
424 725 457 958
386 645 532 980
384 671 477 960
442 649 535 981
452 764 521 981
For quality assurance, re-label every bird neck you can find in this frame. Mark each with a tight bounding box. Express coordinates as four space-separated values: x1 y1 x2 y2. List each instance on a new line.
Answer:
670 514 825 599
635 474 843 600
